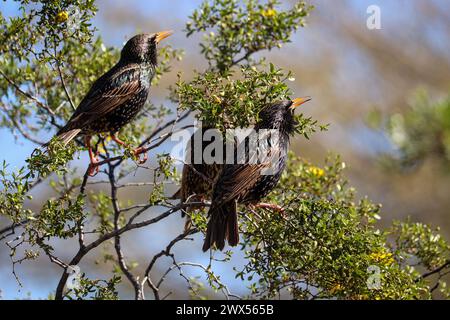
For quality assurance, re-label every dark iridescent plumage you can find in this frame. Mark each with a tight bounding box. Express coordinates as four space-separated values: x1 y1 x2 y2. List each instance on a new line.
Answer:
177 127 224 230
202 97 311 251
53 32 172 175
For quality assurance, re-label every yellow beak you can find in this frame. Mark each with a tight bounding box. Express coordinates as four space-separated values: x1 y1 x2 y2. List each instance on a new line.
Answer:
291 96 312 109
155 30 174 43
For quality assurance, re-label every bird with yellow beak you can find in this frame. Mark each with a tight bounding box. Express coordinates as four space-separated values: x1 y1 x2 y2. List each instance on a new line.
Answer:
50 31 173 176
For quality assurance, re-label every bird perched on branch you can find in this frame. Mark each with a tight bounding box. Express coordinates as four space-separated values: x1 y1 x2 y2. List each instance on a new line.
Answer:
174 126 225 230
202 97 311 251
51 31 173 176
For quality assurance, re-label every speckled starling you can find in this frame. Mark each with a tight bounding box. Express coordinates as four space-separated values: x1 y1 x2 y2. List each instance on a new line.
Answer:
52 31 173 175
202 97 311 251
175 126 224 230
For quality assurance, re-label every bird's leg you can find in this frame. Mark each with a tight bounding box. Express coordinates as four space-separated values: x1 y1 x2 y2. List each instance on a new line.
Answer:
110 134 148 164
110 134 127 146
132 146 148 164
85 136 100 176
252 202 286 217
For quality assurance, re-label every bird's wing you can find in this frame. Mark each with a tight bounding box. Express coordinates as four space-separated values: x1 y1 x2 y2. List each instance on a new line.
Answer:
211 142 281 206
65 64 141 127
212 163 266 206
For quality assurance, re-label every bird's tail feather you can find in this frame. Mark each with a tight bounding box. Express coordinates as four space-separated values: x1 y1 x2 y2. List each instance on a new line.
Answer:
170 188 182 200
202 202 239 252
33 129 81 156
55 129 82 147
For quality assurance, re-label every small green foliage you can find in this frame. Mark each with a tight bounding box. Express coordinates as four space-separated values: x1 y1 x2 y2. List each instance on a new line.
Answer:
89 191 114 234
186 0 312 71
176 0 318 134
65 274 121 300
0 162 33 221
238 153 449 299
389 220 450 270
0 0 100 132
33 194 85 239
176 65 316 130
147 154 177 205
156 153 177 179
189 210 209 232
0 0 448 301
148 184 164 206
27 139 78 178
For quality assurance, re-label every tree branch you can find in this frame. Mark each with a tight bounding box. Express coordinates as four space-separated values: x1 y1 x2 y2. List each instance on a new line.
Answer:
53 201 196 299
417 259 450 282
108 161 144 300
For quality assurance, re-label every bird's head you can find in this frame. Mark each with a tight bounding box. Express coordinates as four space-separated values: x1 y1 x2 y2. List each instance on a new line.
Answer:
257 97 312 135
120 31 173 65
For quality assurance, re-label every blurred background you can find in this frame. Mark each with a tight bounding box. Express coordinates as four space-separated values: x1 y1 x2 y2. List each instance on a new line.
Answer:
0 0 449 299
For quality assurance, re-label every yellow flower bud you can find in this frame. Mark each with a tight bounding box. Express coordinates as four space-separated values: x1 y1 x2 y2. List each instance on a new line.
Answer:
330 283 342 294
262 9 276 17
308 166 325 177
56 11 69 24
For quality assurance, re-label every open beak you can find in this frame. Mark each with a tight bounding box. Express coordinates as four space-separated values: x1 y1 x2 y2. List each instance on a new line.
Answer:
155 30 174 43
290 96 312 109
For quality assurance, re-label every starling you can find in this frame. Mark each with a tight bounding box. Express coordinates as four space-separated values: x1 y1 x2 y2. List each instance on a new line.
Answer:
175 126 224 230
51 31 173 176
202 97 311 251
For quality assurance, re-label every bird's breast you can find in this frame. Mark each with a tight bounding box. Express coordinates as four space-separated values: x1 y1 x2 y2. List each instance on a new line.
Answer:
139 64 154 90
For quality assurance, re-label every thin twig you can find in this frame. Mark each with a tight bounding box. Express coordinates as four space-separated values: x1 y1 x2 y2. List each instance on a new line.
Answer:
0 69 55 115
53 42 76 111
417 260 450 282
54 202 190 299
